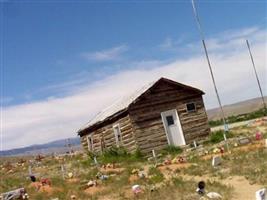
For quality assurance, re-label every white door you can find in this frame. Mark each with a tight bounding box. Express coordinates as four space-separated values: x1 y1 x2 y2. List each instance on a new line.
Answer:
161 109 185 146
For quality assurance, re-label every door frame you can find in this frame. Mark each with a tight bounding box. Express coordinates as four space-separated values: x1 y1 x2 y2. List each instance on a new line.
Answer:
161 109 186 146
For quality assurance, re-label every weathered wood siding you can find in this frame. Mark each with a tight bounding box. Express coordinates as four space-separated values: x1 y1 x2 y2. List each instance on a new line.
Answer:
129 82 210 154
80 114 137 153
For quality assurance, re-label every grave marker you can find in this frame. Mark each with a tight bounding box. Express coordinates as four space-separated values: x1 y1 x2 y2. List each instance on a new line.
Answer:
28 166 32 175
61 165 65 179
238 137 251 145
152 149 158 166
193 141 197 148
212 156 222 167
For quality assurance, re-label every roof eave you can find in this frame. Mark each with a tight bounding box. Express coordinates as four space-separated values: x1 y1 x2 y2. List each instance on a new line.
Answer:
77 108 128 137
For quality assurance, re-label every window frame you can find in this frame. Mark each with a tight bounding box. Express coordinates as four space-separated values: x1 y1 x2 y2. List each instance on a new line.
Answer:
87 134 94 151
186 102 197 113
113 124 122 146
166 115 175 126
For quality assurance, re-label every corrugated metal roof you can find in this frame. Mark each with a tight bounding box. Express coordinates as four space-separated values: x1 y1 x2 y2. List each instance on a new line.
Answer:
78 77 204 134
78 80 156 132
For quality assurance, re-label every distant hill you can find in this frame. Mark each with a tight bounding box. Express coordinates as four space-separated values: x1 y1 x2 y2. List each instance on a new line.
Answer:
0 137 81 157
207 96 267 121
1 97 266 156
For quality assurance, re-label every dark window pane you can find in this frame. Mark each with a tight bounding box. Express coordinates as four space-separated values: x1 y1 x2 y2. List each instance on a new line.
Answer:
186 103 196 112
166 115 174 126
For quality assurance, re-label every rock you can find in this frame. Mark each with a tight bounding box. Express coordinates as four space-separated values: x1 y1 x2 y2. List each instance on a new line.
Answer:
87 180 97 187
149 185 156 192
138 171 146 179
99 175 108 180
212 156 222 167
255 188 266 200
70 195 76 199
131 169 139 174
213 148 221 154
238 137 251 145
206 192 222 199
68 173 73 179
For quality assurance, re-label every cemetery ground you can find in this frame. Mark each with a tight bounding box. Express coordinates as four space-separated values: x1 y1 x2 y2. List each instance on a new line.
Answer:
0 117 267 200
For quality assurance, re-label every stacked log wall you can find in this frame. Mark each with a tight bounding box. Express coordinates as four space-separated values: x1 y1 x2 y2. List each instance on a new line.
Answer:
129 82 210 154
80 114 137 153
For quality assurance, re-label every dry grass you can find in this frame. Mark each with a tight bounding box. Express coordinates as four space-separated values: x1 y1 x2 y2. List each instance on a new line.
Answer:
0 121 266 199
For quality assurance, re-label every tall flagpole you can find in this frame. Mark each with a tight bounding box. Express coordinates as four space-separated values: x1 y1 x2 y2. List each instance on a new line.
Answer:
246 40 267 115
191 0 229 139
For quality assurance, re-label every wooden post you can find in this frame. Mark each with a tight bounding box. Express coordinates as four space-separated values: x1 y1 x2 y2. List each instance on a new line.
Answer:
193 141 197 148
152 149 158 166
28 165 32 176
61 165 65 180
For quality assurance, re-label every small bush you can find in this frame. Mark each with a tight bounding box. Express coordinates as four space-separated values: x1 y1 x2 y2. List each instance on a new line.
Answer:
102 146 128 157
210 130 233 144
80 157 93 167
96 146 145 164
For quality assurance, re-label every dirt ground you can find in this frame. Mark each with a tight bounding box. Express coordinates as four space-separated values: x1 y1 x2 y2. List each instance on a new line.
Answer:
1 118 267 200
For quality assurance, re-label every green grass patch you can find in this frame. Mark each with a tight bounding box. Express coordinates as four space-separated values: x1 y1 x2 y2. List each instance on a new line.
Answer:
160 145 183 156
148 166 164 184
210 130 234 144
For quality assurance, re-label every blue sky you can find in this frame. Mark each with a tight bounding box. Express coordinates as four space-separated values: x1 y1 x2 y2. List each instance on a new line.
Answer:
2 0 266 105
1 0 267 149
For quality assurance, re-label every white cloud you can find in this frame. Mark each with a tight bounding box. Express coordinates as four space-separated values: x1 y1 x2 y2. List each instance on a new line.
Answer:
81 44 128 62
1 26 267 150
159 37 173 49
159 37 185 51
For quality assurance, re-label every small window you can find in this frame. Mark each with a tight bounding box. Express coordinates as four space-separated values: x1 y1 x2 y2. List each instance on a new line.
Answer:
186 102 196 112
87 135 94 151
166 115 175 126
113 124 122 146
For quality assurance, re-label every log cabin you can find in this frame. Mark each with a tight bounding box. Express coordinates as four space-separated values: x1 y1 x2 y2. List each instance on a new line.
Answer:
78 77 210 155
